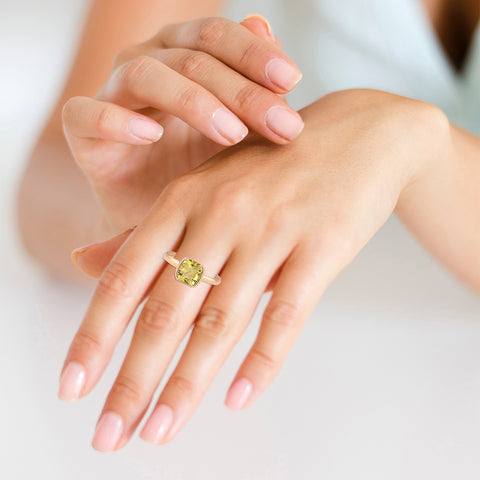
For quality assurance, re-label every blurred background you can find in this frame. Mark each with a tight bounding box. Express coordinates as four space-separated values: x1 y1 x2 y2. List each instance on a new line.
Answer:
1 1 480 479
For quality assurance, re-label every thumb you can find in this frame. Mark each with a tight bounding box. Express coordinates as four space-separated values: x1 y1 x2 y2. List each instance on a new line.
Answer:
240 14 282 49
71 226 136 279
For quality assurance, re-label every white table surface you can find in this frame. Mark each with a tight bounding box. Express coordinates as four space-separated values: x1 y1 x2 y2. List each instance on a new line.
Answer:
1 1 479 479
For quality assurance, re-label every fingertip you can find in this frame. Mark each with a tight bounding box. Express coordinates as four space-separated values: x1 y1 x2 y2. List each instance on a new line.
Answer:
265 58 303 93
212 107 249 145
241 13 276 43
225 377 253 410
129 117 164 143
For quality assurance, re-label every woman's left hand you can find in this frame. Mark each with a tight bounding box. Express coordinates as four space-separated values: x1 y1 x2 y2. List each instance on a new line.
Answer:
59 88 450 451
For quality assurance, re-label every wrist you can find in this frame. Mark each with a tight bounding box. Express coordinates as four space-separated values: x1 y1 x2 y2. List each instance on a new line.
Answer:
395 100 453 209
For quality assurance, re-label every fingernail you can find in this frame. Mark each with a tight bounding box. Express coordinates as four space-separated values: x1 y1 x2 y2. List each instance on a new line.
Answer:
243 13 275 41
71 242 100 268
58 361 86 402
265 106 304 140
140 404 174 444
225 377 253 410
130 117 164 142
212 108 249 144
92 412 124 452
265 58 302 91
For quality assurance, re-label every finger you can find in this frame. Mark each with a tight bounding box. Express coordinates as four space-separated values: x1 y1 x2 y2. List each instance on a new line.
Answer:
72 227 135 279
91 212 235 452
57 179 194 404
154 48 304 144
73 228 280 294
62 96 164 147
225 238 349 410
139 233 296 445
240 15 287 102
157 17 302 93
98 55 249 146
240 14 277 45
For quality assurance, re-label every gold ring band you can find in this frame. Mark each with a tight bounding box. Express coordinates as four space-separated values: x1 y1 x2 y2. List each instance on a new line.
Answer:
163 251 221 287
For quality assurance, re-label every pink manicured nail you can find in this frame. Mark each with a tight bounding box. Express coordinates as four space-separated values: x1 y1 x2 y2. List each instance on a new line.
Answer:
92 412 124 452
265 106 304 140
265 58 302 91
225 377 253 410
58 361 86 402
212 108 249 144
140 404 174 444
130 117 164 142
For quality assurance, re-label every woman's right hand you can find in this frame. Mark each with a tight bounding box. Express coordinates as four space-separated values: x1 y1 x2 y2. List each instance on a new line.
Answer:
61 15 304 235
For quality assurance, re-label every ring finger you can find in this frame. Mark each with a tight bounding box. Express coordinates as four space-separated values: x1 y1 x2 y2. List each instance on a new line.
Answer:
138 230 298 445
90 214 236 452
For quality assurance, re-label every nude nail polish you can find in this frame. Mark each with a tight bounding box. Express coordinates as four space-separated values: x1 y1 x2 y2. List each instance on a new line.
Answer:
265 58 302 91
130 117 164 142
225 377 253 410
58 361 86 402
140 404 174 444
212 108 249 144
92 412 124 452
265 106 304 140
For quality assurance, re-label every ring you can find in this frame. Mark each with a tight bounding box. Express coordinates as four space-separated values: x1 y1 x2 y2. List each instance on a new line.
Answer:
163 251 221 287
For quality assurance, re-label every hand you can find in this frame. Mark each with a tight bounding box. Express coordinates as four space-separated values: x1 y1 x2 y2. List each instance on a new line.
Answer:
61 14 304 234
58 89 450 451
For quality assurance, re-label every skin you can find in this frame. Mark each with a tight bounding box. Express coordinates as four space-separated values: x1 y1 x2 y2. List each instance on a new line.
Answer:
63 88 480 453
61 17 302 235
17 0 229 281
16 0 480 452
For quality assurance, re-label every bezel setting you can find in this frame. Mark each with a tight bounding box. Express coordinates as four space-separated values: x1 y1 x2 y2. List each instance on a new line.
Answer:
174 257 204 287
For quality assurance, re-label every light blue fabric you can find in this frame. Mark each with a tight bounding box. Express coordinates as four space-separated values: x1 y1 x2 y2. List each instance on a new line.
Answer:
308 0 480 134
225 0 480 135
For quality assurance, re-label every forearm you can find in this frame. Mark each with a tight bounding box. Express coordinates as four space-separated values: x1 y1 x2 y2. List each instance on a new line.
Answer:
17 133 106 283
395 116 480 294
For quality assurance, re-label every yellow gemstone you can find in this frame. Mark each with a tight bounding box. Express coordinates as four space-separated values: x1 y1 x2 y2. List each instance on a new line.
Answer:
176 258 203 287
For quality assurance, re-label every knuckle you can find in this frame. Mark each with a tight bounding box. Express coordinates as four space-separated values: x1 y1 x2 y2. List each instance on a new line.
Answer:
197 17 227 49
110 374 145 404
195 305 231 339
176 85 201 112
169 374 196 399
263 299 300 329
70 329 104 356
179 51 210 77
139 298 179 337
123 55 154 96
232 83 264 112
163 174 197 204
209 178 253 216
249 346 279 372
97 261 135 300
266 203 294 236
238 41 263 70
93 104 114 135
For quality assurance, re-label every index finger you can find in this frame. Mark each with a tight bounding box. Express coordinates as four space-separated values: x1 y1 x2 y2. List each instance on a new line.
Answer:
157 17 302 93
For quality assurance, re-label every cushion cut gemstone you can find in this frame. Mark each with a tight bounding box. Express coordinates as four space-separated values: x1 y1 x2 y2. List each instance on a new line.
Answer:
176 259 203 287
